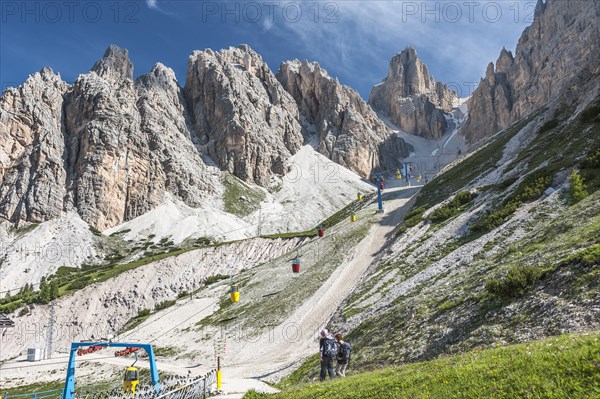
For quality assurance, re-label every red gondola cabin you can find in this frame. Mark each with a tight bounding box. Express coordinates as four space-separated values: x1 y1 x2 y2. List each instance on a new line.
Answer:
317 226 325 237
292 258 301 273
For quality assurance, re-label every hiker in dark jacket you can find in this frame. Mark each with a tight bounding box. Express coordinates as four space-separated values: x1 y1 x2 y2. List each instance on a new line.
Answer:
319 328 337 381
334 333 351 377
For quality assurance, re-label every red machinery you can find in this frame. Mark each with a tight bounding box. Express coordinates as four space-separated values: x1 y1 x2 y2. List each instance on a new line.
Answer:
77 345 104 356
115 347 140 357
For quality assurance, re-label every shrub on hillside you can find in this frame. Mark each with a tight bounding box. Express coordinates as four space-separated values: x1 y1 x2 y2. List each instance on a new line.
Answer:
580 99 600 123
429 206 455 223
539 118 559 133
471 172 552 233
204 274 230 285
581 148 600 169
178 290 190 299
195 237 213 246
471 200 520 232
564 244 600 267
486 266 541 299
429 191 477 223
242 390 268 399
580 245 600 266
569 171 589 203
18 306 30 317
403 207 426 227
155 299 176 311
517 175 552 202
394 226 408 237
66 276 91 291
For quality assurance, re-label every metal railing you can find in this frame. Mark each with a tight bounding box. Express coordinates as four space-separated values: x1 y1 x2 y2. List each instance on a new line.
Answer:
1 389 63 399
4 370 217 399
156 370 217 399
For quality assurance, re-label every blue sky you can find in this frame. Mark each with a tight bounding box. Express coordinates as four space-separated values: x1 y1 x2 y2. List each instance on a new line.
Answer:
0 0 535 98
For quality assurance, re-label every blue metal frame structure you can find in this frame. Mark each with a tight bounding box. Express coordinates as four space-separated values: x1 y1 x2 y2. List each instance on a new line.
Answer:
62 342 160 399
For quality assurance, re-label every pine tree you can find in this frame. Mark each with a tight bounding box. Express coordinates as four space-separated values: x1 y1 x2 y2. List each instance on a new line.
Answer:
49 280 59 301
38 280 50 304
569 171 589 203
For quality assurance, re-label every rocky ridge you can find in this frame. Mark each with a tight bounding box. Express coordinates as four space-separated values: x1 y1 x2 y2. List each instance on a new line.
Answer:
0 44 411 230
184 45 304 187
462 0 600 143
277 60 410 177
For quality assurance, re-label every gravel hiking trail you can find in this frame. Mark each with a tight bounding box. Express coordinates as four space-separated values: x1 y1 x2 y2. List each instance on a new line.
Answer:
214 182 420 397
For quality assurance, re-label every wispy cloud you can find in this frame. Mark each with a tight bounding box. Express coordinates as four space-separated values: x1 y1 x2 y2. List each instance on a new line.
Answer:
260 1 530 97
145 0 176 17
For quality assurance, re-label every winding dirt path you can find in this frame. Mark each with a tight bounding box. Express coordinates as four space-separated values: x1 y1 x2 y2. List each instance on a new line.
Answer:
214 183 420 397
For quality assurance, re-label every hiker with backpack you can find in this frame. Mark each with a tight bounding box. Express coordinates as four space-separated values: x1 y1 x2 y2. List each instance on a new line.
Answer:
334 333 351 377
319 329 337 381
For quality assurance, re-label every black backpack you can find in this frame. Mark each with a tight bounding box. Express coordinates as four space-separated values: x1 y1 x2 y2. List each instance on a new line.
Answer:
336 342 350 361
323 338 338 358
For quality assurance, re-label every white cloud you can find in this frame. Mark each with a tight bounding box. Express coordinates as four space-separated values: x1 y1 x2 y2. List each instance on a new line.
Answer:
263 1 530 97
262 19 274 32
145 0 175 16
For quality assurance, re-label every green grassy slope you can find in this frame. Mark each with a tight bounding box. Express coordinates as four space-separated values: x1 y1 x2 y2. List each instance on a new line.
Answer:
283 91 600 384
244 331 600 399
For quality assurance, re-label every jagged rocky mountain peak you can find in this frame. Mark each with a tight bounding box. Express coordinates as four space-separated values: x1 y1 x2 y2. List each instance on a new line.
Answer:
184 44 303 186
461 0 599 143
485 62 495 79
91 44 134 81
385 46 435 95
137 62 180 90
368 46 457 139
189 44 264 74
0 42 412 229
496 48 515 73
38 66 60 80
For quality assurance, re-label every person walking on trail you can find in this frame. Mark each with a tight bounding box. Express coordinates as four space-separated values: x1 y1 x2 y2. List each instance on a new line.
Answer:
334 333 351 377
319 329 337 381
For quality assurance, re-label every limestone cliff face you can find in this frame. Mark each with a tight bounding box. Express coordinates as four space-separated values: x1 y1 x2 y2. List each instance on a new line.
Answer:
63 46 221 230
463 0 600 143
462 59 514 144
277 60 410 177
136 63 220 211
4 44 408 229
184 45 304 186
64 45 152 230
0 68 68 224
369 47 457 139
1 45 221 230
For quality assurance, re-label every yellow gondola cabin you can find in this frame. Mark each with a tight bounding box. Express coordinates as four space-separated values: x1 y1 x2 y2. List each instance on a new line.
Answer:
230 284 240 302
123 366 139 393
